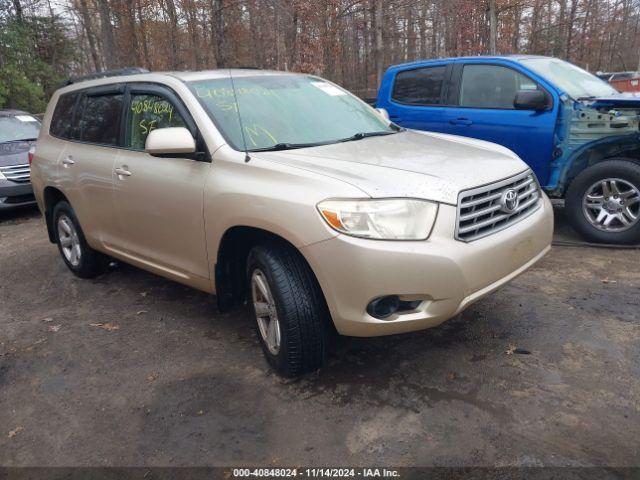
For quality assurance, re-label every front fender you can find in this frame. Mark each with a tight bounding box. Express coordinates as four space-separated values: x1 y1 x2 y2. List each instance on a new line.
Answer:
551 133 640 195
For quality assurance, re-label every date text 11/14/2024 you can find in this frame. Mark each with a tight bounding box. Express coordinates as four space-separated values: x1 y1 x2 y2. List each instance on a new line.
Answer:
230 468 401 478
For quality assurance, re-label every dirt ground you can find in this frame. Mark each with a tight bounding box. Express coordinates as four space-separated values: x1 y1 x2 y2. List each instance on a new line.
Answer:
0 205 638 468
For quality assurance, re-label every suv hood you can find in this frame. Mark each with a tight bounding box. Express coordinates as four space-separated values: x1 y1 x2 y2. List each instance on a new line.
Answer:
253 130 528 205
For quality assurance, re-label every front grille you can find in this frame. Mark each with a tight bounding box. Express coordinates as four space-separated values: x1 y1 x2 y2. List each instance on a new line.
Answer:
0 164 31 183
456 170 541 242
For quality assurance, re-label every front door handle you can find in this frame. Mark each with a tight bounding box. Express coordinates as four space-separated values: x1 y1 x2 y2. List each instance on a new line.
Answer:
62 156 75 166
114 166 132 177
449 118 473 126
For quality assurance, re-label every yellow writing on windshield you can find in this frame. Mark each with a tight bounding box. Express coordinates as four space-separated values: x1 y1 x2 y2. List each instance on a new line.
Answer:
244 123 276 147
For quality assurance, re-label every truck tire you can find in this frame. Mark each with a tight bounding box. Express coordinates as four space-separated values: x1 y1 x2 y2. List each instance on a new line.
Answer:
246 242 329 377
565 159 640 244
53 201 107 278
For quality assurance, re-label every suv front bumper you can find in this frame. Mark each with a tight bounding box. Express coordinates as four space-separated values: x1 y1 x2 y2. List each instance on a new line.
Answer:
0 180 36 210
303 195 554 337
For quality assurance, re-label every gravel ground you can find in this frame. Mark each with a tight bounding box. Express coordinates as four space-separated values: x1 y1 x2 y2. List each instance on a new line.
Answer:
0 205 638 468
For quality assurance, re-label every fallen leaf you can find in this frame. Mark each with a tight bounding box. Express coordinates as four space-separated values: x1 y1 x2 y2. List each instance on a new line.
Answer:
447 371 457 381
196 410 204 416
505 344 516 355
8 426 23 438
147 372 159 383
43 317 53 323
136 310 147 315
48 324 62 332
90 322 120 332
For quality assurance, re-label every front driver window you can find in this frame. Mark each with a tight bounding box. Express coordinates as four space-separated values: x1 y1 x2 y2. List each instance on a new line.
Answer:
459 65 539 109
126 93 186 150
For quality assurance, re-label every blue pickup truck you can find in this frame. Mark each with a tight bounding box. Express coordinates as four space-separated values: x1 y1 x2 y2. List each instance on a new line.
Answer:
376 55 640 244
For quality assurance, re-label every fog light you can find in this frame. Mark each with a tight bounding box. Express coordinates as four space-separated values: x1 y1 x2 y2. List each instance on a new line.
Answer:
367 295 400 319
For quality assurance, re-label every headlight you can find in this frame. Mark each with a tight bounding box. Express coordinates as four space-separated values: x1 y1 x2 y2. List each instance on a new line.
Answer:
317 198 438 240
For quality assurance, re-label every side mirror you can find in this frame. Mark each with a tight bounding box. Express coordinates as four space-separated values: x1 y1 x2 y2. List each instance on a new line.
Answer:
375 107 390 121
514 90 548 112
145 127 196 156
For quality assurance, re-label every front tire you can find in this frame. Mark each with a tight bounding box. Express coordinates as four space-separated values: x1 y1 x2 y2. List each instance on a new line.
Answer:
247 243 329 377
566 159 640 244
53 201 107 278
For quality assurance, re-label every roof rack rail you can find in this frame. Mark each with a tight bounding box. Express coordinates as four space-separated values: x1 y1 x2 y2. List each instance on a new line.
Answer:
66 67 149 85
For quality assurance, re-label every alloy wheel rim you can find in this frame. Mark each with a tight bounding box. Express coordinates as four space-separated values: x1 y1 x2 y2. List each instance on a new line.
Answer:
582 178 640 232
251 269 281 355
57 215 82 267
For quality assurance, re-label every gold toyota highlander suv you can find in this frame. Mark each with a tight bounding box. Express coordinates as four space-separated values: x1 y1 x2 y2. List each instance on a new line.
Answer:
32 68 554 377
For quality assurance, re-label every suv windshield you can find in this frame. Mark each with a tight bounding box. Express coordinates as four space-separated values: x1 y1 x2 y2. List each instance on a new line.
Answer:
188 74 394 151
0 114 40 143
521 58 619 100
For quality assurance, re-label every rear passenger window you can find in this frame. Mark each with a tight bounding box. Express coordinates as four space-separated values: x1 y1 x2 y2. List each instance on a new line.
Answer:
459 64 539 109
79 93 123 146
50 93 78 139
392 66 446 105
126 94 187 150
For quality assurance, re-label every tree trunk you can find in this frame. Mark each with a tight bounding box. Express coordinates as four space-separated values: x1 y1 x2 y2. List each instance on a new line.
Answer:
163 0 179 69
136 0 150 68
374 0 383 87
488 0 497 54
565 0 578 61
77 0 101 70
97 0 117 69
12 0 23 22
125 0 141 66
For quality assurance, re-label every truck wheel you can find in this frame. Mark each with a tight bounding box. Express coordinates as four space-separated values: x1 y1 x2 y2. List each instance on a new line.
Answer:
246 242 329 377
53 201 107 278
566 159 640 244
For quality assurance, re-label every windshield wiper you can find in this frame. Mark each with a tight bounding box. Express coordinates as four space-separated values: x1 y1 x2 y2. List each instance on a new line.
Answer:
339 130 400 143
248 142 328 152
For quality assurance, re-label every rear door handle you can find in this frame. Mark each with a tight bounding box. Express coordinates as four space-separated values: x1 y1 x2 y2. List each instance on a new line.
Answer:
449 118 473 126
114 166 132 177
62 156 75 166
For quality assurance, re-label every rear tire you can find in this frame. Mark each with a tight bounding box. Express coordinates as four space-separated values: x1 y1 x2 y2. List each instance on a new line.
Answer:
53 201 107 278
565 159 640 244
247 242 329 377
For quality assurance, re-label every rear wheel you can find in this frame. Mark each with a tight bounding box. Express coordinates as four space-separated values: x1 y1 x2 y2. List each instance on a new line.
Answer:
566 159 640 244
247 242 329 377
53 201 107 278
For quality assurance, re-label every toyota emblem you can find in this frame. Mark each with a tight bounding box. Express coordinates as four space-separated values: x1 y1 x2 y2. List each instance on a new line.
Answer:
500 189 520 214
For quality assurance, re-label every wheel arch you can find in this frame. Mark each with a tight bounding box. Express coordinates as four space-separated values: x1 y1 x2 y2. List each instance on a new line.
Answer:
558 135 640 195
43 186 70 243
214 226 327 314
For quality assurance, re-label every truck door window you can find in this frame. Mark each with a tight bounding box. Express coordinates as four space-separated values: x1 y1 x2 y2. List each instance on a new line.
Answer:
392 66 446 105
126 94 187 151
459 65 539 109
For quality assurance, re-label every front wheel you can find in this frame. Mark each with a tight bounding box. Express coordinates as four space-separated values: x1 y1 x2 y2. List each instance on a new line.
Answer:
566 159 640 244
247 243 329 377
